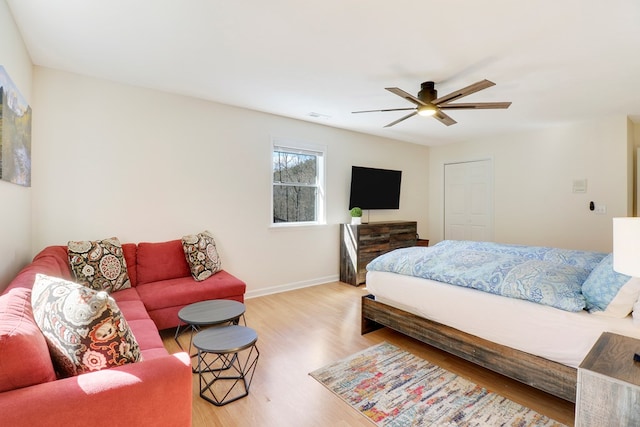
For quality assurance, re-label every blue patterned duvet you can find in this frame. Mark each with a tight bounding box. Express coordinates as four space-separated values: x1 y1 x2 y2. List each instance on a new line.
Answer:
366 240 607 312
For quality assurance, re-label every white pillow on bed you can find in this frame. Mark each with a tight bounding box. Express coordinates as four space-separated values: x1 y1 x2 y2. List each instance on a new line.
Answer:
582 253 640 318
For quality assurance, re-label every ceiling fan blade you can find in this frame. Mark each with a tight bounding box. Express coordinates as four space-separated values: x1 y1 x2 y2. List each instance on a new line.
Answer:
384 111 417 128
385 87 427 106
433 110 457 126
352 107 417 114
439 102 512 110
432 79 495 105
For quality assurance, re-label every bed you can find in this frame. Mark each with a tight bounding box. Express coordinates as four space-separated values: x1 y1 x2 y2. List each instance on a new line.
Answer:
360 240 640 402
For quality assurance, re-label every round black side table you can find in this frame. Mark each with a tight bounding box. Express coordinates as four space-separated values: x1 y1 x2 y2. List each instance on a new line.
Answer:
193 325 259 406
174 299 246 370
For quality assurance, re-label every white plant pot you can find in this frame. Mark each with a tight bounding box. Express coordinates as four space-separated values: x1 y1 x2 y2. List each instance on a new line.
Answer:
351 217 362 225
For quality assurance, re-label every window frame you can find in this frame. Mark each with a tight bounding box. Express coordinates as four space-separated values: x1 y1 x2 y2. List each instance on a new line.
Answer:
270 138 326 228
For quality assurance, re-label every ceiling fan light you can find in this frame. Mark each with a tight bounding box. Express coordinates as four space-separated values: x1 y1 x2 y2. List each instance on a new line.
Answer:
417 105 436 117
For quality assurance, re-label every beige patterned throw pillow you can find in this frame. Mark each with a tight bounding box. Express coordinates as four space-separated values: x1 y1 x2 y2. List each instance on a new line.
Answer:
182 230 222 281
68 237 131 293
31 274 142 378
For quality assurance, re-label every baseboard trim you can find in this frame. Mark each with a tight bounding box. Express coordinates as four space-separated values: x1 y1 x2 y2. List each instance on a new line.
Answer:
245 274 339 299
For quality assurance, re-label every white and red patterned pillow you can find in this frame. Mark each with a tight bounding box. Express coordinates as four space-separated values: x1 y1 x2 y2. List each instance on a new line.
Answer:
67 237 131 293
31 274 142 378
181 230 222 281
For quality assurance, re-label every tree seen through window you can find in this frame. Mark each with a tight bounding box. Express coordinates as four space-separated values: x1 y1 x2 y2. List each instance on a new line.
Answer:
272 147 322 224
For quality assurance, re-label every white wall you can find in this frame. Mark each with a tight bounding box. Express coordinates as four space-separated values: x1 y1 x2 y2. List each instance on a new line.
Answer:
31 67 430 296
0 1 32 290
428 116 630 252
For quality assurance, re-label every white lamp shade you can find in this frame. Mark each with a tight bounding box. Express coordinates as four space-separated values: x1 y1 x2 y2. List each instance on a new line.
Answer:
613 217 640 277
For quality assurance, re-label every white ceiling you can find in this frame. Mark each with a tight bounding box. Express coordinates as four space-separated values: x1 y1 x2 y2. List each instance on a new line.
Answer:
6 0 640 146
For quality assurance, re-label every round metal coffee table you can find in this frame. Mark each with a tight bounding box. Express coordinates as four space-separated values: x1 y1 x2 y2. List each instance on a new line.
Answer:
174 299 246 364
194 325 259 406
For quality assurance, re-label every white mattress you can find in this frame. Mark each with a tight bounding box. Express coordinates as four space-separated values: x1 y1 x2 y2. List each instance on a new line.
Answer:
366 270 640 368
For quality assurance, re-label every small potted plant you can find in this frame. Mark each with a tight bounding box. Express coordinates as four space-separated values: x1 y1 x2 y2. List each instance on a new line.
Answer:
350 207 362 225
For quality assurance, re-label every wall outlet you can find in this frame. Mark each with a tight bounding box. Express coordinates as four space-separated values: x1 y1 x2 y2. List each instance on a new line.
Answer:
594 204 607 215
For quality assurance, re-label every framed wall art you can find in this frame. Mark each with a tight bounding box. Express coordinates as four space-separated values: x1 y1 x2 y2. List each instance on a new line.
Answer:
0 65 31 187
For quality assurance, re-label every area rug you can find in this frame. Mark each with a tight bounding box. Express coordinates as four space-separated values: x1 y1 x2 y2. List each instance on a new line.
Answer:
309 342 566 427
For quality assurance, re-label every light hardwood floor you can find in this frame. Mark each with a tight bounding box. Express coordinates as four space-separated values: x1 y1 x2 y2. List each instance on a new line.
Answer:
161 281 575 426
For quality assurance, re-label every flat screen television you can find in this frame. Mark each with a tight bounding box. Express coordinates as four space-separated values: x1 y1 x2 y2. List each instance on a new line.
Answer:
348 166 402 210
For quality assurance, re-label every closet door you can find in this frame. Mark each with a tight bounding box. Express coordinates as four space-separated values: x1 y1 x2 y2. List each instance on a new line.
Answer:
444 160 493 241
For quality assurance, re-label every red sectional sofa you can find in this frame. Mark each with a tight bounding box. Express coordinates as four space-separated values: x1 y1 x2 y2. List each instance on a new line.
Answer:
0 239 246 427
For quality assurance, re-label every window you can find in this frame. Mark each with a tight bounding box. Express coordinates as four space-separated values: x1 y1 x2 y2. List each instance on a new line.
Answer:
271 140 325 226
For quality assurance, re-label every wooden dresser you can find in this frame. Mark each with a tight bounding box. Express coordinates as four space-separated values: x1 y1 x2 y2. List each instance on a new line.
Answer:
339 221 417 286
575 332 640 426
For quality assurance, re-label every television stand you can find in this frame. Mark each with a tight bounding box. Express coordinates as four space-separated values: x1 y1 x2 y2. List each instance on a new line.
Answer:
339 221 417 286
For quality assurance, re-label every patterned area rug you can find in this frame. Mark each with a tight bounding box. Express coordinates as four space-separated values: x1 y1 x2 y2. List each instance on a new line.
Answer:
309 342 566 427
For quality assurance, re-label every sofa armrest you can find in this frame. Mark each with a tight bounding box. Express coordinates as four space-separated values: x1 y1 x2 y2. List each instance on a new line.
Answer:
0 352 192 427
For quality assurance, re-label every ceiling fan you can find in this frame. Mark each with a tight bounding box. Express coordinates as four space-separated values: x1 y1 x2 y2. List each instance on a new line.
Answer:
353 79 511 127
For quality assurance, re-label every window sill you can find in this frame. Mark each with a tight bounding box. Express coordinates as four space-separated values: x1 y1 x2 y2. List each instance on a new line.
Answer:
269 221 327 230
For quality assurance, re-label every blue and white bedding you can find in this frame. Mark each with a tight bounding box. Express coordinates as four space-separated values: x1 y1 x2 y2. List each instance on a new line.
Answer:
367 240 635 314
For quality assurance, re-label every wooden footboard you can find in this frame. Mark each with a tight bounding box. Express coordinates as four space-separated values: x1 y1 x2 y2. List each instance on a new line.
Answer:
361 294 577 402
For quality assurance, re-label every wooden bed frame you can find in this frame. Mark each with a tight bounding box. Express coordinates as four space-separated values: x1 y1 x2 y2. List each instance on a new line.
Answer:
360 294 577 402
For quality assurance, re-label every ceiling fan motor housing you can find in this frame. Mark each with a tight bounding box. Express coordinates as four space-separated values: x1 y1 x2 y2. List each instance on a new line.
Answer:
418 81 437 103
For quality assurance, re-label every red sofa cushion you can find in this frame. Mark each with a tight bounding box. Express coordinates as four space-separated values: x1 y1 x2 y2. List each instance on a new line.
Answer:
136 240 191 285
122 243 138 287
4 248 69 294
0 288 56 392
32 246 73 280
126 318 166 351
111 287 143 303
136 270 246 311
